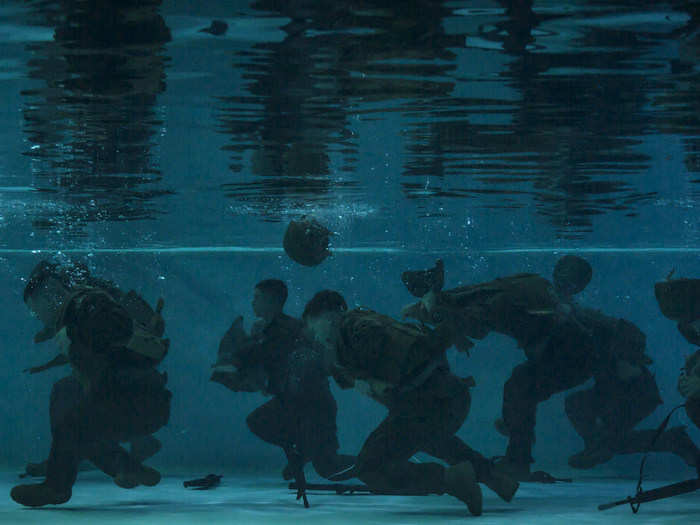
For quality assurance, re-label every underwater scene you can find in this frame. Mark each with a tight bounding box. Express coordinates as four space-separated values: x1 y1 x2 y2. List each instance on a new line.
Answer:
0 0 699 523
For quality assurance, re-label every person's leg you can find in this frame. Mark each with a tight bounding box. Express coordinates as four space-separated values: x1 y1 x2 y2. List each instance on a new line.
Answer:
305 414 355 481
11 377 84 506
45 376 89 492
130 435 162 463
418 374 518 502
500 362 538 471
294 385 356 481
502 353 593 476
356 382 482 515
564 386 616 468
12 371 170 507
246 398 289 447
615 426 700 467
564 387 601 447
426 434 518 502
355 412 446 494
85 440 161 488
568 369 662 468
59 371 171 488
594 369 699 465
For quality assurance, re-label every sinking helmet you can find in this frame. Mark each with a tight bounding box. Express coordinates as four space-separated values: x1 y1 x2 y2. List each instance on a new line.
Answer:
552 255 592 298
283 216 332 267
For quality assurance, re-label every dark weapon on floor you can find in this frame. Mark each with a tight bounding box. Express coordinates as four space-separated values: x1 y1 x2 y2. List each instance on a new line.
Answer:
598 477 700 512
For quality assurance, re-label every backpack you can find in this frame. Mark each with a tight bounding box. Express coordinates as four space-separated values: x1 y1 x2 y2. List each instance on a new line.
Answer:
63 286 169 365
339 309 444 386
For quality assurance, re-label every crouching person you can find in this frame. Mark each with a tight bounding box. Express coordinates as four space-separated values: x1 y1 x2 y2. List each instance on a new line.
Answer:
12 261 171 507
301 290 519 517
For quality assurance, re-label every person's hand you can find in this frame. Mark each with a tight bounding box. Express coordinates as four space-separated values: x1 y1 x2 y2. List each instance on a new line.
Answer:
400 301 425 320
228 316 245 335
148 297 165 335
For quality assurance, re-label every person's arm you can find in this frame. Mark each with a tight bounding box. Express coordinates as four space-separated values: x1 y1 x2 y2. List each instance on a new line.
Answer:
23 353 69 374
210 363 267 392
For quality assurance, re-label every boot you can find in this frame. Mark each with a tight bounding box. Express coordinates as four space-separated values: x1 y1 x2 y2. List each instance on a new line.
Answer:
444 461 482 516
10 483 71 507
130 435 162 464
492 457 531 482
114 463 161 489
568 441 614 469
482 465 520 502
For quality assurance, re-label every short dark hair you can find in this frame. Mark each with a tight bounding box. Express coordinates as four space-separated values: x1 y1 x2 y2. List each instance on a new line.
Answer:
255 279 288 305
302 290 347 320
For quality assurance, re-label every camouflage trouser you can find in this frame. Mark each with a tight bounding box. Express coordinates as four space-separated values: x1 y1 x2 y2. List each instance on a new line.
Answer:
502 353 594 465
246 386 354 480
565 367 661 450
355 371 494 495
46 373 171 492
565 368 699 465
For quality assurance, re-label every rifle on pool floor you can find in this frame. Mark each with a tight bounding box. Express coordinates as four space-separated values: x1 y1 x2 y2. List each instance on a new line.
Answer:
289 482 439 496
289 482 373 495
599 403 700 512
598 477 700 512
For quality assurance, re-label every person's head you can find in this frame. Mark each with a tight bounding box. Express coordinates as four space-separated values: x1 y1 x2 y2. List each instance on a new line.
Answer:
552 255 592 299
252 279 288 320
302 290 347 350
23 260 86 326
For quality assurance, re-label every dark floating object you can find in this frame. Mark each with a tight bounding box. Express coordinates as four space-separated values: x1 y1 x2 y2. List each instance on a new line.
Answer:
283 216 332 267
401 259 444 298
184 474 222 490
199 20 228 36
552 255 592 298
655 278 700 323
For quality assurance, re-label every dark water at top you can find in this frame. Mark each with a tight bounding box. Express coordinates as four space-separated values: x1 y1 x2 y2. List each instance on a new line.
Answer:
0 0 697 251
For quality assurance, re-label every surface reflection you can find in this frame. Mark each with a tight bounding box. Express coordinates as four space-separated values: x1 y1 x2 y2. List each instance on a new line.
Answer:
217 1 697 237
21 0 172 235
10 0 699 242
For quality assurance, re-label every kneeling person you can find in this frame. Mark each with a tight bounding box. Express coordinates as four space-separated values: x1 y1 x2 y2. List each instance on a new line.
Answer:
12 261 171 507
302 290 519 517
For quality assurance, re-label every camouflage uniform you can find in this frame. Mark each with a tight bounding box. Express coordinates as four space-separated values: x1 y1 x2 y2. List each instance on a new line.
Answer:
563 311 697 468
655 278 700 432
333 309 501 495
216 313 354 480
417 274 587 467
409 273 697 471
43 288 171 495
